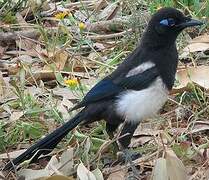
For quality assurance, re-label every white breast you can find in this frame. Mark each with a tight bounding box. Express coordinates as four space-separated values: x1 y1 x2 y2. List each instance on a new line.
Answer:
116 77 168 123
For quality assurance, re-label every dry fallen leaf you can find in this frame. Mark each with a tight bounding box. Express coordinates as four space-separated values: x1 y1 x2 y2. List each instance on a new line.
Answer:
39 175 74 180
0 71 6 99
180 34 209 58
9 111 24 123
52 87 78 100
92 168 104 180
0 46 7 58
43 50 68 71
182 42 209 54
61 98 74 110
18 148 74 179
98 2 120 20
131 124 159 147
26 70 56 83
45 148 74 176
173 66 209 92
166 148 187 180
95 0 108 12
0 149 26 159
77 162 96 180
151 158 168 180
25 50 69 83
130 135 153 147
12 55 34 65
57 102 70 120
190 121 209 133
58 148 74 176
107 169 126 180
190 34 209 43
45 156 62 176
0 171 5 179
18 169 51 180
16 39 39 57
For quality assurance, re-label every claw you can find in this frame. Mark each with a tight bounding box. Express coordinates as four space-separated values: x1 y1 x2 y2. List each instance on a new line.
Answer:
117 149 141 163
116 149 141 178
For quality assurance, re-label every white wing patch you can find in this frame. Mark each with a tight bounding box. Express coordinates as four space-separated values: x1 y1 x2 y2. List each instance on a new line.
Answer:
126 61 155 77
116 77 168 123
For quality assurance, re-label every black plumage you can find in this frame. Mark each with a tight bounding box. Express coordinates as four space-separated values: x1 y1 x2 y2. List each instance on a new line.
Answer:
4 7 203 171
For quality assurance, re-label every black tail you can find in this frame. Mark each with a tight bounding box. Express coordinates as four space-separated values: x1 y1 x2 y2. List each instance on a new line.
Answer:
4 111 84 171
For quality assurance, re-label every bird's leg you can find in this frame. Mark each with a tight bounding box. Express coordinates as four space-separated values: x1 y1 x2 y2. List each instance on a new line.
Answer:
117 122 140 178
121 149 140 179
106 123 120 155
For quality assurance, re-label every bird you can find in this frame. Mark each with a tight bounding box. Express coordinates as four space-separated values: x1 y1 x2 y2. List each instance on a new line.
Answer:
4 7 203 171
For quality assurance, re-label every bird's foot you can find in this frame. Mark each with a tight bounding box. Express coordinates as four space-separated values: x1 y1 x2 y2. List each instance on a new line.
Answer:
117 149 141 163
117 149 141 179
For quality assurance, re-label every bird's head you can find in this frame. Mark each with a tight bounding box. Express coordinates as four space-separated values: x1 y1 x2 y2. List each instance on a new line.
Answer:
142 7 203 46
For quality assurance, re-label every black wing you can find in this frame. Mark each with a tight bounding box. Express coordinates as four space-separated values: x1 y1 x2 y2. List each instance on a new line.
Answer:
71 66 159 110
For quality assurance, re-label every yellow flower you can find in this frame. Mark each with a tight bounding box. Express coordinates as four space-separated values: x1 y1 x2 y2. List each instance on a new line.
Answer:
79 22 86 30
157 5 163 11
64 78 79 87
55 11 70 20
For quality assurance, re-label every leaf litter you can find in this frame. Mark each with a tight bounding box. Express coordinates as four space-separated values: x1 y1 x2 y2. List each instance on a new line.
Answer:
0 0 208 180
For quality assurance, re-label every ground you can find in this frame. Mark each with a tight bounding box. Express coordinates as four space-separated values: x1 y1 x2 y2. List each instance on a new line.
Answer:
0 0 209 180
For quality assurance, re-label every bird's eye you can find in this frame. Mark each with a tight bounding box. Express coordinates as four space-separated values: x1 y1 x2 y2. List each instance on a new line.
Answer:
160 18 175 27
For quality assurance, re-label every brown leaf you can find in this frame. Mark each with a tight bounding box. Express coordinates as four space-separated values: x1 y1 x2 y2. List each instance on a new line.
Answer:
95 0 108 12
180 34 209 58
52 87 78 100
0 71 6 99
0 171 5 179
131 124 159 147
190 121 209 133
18 169 51 179
130 136 153 147
0 46 7 58
40 175 74 180
26 50 69 83
98 2 120 20
166 148 187 180
16 12 28 28
107 169 126 180
151 158 168 180
6 50 38 57
16 39 39 56
57 103 70 120
59 148 74 176
0 149 26 159
26 70 56 83
77 162 96 180
190 34 209 43
9 111 24 123
45 148 74 176
174 66 209 92
183 42 209 53
12 55 33 65
43 50 68 71
92 168 104 180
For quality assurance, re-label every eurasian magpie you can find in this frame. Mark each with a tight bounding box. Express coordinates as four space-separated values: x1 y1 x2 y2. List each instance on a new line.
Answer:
4 7 203 170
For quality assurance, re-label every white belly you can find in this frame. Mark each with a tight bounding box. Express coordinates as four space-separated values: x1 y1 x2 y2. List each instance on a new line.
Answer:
116 77 168 123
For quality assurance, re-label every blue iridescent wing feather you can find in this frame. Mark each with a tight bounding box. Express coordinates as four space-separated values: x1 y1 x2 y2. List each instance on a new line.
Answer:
71 66 159 110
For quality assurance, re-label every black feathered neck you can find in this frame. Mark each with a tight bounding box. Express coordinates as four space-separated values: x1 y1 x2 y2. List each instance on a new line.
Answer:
110 8 188 90
137 8 186 89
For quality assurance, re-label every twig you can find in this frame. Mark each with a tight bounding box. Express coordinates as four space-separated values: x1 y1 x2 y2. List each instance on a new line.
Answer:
103 151 158 175
0 30 40 43
87 29 132 40
87 18 129 32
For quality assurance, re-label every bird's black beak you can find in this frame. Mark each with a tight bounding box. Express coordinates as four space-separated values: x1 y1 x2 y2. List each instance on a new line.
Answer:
177 18 203 29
